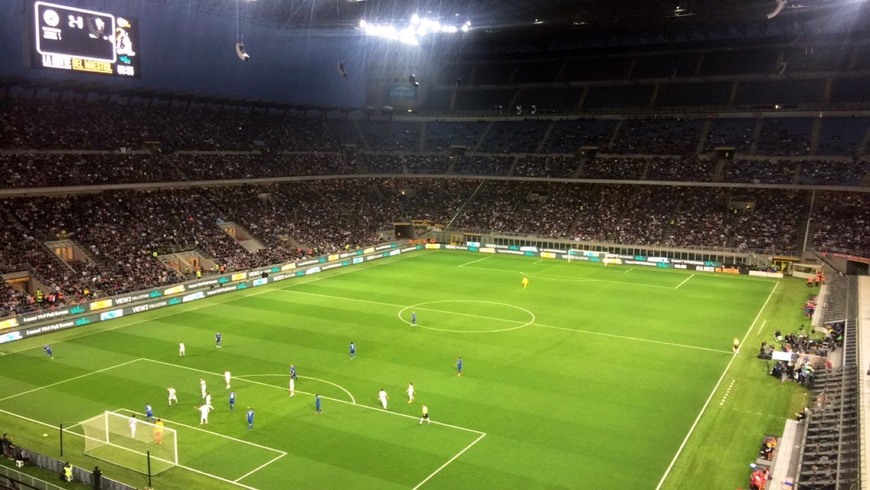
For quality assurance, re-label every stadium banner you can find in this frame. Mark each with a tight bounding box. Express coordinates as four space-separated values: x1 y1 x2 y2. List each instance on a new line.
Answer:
749 271 784 278
673 263 715 272
0 330 23 345
19 306 85 325
182 291 205 303
163 285 186 296
0 318 19 329
1 242 410 341
99 309 124 321
113 292 153 305
0 244 777 343
89 299 114 311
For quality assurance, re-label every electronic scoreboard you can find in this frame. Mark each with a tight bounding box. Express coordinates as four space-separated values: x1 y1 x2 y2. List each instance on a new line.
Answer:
31 1 140 78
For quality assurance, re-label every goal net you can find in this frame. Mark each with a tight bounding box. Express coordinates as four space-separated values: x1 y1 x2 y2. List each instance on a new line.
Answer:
79 411 178 475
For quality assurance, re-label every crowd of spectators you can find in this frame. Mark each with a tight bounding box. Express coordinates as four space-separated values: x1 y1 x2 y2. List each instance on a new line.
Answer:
721 159 797 184
610 118 703 155
0 98 340 152
3 150 862 187
512 156 579 178
645 157 714 182
1 97 868 317
812 193 870 256
1 181 868 318
453 155 514 175
0 153 183 188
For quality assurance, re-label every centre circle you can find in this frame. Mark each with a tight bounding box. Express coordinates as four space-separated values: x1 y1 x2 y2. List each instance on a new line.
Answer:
397 300 536 333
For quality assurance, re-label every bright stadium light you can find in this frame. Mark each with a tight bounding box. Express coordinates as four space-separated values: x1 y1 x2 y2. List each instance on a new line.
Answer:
359 15 471 45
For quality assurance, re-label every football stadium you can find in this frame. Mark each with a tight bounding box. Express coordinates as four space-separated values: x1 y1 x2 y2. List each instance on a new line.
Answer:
0 0 868 489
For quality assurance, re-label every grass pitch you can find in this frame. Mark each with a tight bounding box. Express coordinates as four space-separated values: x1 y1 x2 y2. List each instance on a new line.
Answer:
0 251 811 489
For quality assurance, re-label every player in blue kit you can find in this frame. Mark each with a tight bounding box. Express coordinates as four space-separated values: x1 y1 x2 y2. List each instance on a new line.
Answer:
215 332 222 349
246 408 254 430
43 345 53 359
457 357 463 377
315 394 322 414
145 403 154 422
229 391 236 411
290 364 297 380
349 341 355 359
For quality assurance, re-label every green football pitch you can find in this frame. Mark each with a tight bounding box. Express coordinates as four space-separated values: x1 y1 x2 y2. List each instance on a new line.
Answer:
0 251 811 489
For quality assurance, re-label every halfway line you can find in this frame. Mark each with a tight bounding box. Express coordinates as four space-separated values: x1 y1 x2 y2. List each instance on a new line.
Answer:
534 323 732 354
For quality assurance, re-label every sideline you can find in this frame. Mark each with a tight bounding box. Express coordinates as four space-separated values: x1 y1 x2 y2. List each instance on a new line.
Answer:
655 280 779 489
0 251 433 357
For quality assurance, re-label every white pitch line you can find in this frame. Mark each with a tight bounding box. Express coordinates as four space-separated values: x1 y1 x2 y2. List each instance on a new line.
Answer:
655 280 779 490
0 358 143 403
534 323 732 354
0 407 59 430
756 319 767 335
237 374 357 404
0 250 433 358
275 289 728 353
457 255 494 268
176 462 258 490
141 358 484 436
675 274 695 289
234 452 287 483
412 432 487 490
0 407 260 490
625 268 634 273
118 409 285 455
277 289 531 327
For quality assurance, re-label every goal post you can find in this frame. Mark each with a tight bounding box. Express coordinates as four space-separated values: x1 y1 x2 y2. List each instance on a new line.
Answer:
78 411 177 475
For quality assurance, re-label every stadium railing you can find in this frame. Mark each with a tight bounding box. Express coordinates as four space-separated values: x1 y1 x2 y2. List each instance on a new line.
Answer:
1 456 135 490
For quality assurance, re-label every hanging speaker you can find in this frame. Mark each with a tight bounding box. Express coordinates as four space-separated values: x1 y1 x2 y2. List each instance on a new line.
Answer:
235 42 250 62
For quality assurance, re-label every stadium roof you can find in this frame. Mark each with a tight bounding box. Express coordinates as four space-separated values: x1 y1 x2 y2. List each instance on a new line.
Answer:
156 0 870 36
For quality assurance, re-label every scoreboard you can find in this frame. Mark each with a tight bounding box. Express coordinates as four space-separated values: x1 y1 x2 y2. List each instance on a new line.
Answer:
31 1 140 78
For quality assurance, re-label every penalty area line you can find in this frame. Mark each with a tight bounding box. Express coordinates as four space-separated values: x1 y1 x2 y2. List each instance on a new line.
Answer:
234 452 287 483
412 432 486 490
140 358 484 436
116 409 286 456
236 374 357 404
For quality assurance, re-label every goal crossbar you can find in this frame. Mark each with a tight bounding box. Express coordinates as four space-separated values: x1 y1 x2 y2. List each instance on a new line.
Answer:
78 411 178 475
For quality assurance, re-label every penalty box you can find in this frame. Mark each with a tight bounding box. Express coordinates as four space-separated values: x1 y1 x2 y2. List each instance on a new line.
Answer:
6 357 485 488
